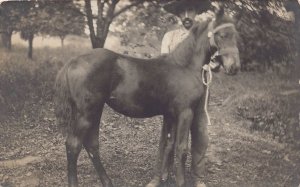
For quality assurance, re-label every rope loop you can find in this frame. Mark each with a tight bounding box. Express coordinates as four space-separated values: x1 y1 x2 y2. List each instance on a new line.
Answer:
202 66 212 126
202 65 212 86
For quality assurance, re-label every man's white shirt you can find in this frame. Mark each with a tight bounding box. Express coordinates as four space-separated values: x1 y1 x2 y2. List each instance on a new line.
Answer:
161 27 189 54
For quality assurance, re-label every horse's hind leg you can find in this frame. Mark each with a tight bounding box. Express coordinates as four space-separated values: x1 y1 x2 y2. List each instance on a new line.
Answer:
65 107 87 187
83 105 113 187
161 116 176 182
66 132 82 187
66 103 112 187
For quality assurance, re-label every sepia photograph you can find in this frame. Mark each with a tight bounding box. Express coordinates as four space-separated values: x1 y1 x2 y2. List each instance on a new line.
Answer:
0 0 299 187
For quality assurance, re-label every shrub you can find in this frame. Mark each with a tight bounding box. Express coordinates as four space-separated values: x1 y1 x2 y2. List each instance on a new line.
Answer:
0 46 81 121
237 94 300 147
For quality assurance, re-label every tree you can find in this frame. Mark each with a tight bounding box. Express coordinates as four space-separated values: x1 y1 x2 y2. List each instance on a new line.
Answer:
222 0 295 71
84 0 148 48
39 1 85 47
0 0 85 58
0 1 28 50
284 0 300 52
18 1 41 59
0 1 42 57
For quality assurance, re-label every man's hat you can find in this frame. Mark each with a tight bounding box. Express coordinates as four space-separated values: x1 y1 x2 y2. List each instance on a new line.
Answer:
163 0 211 16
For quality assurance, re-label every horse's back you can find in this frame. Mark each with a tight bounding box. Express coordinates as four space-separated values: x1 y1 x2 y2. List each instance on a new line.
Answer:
64 48 118 107
69 48 117 66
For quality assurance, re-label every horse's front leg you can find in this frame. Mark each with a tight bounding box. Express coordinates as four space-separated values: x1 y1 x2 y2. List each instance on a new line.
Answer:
191 99 209 187
146 116 176 187
175 109 193 187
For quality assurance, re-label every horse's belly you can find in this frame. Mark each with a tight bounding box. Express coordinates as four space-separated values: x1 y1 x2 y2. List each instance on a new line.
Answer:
106 95 160 118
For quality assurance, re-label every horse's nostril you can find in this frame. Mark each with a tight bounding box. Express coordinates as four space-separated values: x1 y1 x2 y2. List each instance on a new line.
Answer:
231 68 239 75
225 66 238 75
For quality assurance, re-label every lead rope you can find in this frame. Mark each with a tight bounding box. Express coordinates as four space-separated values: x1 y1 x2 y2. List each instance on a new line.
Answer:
202 65 212 126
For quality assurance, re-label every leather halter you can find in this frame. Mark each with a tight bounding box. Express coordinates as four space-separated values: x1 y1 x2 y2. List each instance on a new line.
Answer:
207 20 239 56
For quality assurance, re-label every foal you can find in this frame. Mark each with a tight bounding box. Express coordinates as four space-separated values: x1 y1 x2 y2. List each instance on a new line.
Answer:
55 7 240 187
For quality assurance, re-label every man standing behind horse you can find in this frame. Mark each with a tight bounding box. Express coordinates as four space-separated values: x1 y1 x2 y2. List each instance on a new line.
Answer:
161 0 210 54
146 1 211 187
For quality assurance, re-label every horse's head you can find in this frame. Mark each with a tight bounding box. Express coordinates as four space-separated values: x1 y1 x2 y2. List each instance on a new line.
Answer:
207 6 240 75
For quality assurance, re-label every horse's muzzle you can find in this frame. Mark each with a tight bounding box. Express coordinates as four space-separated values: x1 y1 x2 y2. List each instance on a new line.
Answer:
222 53 240 75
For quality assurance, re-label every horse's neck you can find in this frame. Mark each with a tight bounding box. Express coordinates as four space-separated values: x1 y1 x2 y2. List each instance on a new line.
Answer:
188 32 211 71
168 34 195 66
169 24 211 71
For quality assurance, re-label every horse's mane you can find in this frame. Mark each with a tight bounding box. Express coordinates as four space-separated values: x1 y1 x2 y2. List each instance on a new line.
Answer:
166 20 210 66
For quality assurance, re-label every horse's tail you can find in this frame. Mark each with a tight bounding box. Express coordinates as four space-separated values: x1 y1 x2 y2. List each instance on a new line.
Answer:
54 63 73 134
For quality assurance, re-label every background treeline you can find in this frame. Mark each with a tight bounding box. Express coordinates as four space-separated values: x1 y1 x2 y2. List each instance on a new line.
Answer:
0 0 298 70
0 0 85 58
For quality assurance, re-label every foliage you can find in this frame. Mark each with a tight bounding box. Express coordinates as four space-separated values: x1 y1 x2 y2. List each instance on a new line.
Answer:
112 1 177 57
112 0 296 69
223 0 296 71
18 1 41 59
117 0 294 69
39 1 85 46
18 2 39 39
0 1 32 50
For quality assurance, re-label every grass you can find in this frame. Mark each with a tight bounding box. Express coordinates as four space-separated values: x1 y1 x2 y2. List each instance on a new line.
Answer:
211 67 300 147
0 44 90 120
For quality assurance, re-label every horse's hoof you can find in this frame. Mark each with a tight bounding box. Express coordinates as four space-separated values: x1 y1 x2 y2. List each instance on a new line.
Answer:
145 178 161 187
195 181 206 187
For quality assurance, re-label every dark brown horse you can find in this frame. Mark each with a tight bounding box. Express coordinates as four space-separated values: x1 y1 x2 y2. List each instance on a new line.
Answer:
55 7 240 187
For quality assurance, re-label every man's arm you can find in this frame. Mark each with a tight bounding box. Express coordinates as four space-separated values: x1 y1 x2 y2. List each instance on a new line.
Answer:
161 31 171 54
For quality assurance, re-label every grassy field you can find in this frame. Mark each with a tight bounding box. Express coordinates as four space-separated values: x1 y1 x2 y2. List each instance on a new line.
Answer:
0 41 299 187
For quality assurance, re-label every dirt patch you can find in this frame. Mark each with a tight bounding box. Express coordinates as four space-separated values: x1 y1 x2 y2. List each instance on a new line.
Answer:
0 156 42 169
1 100 300 187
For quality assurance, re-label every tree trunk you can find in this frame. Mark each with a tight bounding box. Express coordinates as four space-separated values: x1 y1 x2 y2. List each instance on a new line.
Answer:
85 0 99 48
1 31 12 50
60 36 65 48
84 0 116 48
84 0 143 48
94 37 105 48
84 0 144 49
28 33 34 59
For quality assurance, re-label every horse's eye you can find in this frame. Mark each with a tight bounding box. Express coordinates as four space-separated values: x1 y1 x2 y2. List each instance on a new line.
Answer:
219 33 227 38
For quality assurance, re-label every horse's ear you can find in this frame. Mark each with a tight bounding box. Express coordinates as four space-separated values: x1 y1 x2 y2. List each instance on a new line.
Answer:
215 2 225 19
